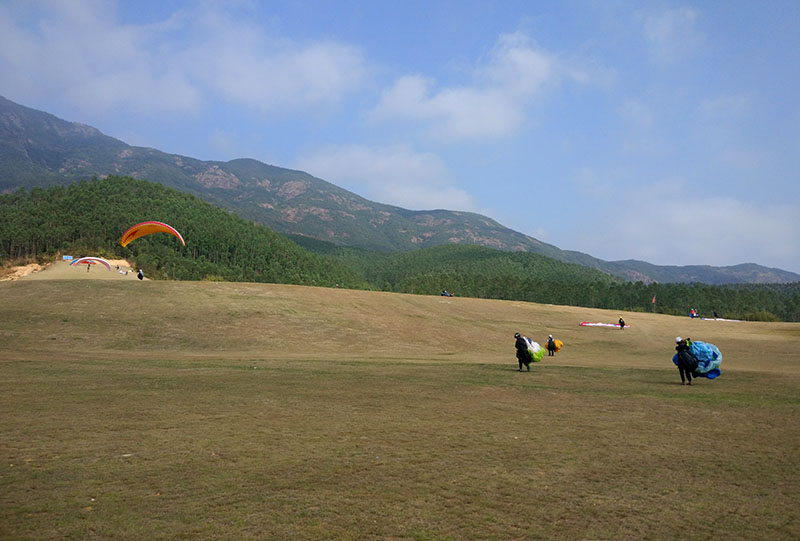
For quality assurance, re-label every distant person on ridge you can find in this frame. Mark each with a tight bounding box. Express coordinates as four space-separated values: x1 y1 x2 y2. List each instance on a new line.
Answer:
514 332 532 372
546 334 556 356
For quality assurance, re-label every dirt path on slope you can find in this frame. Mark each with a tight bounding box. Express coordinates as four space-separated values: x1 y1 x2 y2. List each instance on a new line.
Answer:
2 259 143 281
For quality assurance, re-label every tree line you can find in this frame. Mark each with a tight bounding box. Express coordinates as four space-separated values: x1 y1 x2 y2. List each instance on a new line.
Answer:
307 242 800 322
2 177 799 321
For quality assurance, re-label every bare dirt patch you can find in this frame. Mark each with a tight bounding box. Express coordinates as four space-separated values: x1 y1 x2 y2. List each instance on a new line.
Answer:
2 259 138 281
0 262 46 281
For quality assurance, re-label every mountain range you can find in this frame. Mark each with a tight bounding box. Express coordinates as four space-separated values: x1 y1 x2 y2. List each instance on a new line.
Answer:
2 95 798 285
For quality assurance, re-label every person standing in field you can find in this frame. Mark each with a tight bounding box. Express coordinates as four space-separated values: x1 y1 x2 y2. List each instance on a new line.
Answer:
618 317 625 329
514 332 532 372
674 337 697 386
137 269 144 280
546 334 556 356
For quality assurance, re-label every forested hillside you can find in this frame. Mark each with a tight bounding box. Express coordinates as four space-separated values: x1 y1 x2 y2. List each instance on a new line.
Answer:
0 96 567 255
291 236 800 322
2 177 799 321
0 176 367 287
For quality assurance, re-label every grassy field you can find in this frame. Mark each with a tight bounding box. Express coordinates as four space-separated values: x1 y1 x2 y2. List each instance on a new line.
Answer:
1 265 799 539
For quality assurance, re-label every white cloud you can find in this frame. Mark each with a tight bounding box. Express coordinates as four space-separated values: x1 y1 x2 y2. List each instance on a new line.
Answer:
619 99 654 128
571 167 617 200
369 74 524 139
295 144 476 211
695 93 766 177
617 99 665 154
698 94 752 122
370 31 602 140
640 7 704 63
573 181 800 271
477 32 556 97
176 6 367 112
0 1 202 114
0 4 38 69
0 1 367 116
209 130 237 158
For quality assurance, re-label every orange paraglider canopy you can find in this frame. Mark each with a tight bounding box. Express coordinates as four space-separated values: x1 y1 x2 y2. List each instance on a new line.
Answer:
120 221 185 248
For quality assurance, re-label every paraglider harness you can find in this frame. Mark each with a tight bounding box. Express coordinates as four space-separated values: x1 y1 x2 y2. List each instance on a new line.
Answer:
675 340 698 372
515 334 532 369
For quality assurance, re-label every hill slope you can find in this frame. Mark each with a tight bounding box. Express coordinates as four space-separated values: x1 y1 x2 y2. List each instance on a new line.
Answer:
0 96 563 256
0 176 366 287
4 277 799 371
1 279 799 540
2 95 798 284
6 178 799 320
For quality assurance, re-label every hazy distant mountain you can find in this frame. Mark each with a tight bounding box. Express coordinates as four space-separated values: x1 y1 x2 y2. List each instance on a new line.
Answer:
598 259 799 286
2 96 798 285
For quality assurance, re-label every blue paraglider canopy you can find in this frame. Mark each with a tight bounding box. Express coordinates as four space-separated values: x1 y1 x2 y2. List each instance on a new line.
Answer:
673 340 722 379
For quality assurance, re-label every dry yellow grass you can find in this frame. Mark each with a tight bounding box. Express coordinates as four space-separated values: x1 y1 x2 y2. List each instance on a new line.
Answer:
1 268 799 539
4 259 138 282
7 266 798 373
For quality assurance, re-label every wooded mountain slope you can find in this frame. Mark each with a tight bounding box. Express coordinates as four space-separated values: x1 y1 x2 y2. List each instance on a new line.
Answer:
5 176 798 320
3 95 798 285
0 176 366 287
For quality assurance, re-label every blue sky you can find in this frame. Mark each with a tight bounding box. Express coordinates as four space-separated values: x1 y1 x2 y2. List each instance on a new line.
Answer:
2 0 799 273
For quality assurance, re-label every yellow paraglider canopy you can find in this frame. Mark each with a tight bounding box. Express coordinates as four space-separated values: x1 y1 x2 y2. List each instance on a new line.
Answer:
120 221 185 247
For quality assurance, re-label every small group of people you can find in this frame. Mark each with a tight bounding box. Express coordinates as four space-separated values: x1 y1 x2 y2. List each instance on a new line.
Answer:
514 332 559 371
690 308 722 319
513 324 712 387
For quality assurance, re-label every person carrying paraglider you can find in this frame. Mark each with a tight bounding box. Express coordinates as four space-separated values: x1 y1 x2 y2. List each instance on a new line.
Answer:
514 332 532 372
546 334 556 356
674 337 698 386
